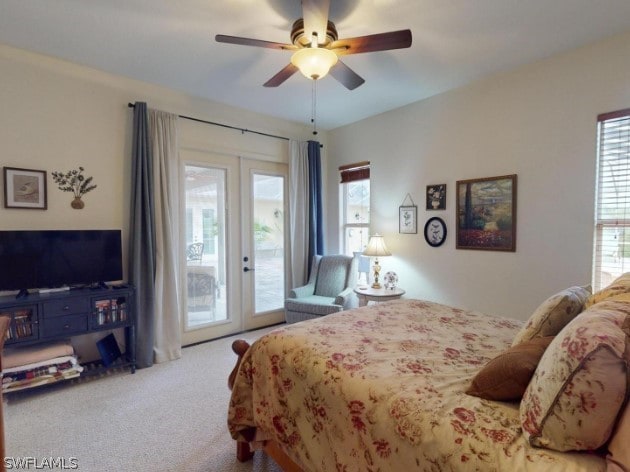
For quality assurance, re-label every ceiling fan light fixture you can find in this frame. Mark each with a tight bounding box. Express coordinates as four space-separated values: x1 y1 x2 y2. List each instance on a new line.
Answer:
290 47 338 80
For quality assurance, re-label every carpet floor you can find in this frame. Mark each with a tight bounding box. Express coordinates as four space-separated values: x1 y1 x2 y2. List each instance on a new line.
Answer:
4 326 283 472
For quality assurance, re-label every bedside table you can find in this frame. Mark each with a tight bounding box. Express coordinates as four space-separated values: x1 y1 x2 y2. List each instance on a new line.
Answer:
354 286 405 307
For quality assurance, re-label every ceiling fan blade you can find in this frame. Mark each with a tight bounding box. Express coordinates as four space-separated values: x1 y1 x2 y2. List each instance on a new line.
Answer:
302 0 330 45
329 60 365 91
330 29 412 55
215 34 297 51
263 63 299 87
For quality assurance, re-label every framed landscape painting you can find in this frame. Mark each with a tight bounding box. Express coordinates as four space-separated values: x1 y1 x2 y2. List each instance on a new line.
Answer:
456 174 516 251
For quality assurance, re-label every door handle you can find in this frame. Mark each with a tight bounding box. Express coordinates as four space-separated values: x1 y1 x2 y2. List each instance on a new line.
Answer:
243 267 255 272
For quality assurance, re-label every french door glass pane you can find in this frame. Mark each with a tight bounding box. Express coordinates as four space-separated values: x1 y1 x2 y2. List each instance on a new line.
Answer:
185 165 227 327
253 174 284 314
202 209 216 254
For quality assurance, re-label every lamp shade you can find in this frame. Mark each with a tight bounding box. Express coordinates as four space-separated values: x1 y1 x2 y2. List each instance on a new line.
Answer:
290 47 338 80
363 234 392 257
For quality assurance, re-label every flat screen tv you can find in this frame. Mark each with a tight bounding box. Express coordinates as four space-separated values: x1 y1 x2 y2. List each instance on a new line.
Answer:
0 230 123 294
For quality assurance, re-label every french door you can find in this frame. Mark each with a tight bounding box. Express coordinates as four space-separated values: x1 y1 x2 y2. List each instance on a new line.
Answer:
180 150 288 345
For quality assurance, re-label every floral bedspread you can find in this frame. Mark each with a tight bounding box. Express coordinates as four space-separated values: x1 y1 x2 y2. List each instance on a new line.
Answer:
228 299 605 471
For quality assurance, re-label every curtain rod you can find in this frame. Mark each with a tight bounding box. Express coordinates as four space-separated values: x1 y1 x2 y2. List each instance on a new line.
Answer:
128 102 289 142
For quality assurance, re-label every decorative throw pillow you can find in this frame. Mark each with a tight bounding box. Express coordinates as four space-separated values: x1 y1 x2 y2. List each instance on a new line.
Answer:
466 336 554 401
607 400 630 472
511 286 591 346
586 272 630 308
520 300 630 452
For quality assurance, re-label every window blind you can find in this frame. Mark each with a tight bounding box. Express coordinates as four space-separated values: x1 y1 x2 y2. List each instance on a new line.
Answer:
339 161 370 183
594 109 630 290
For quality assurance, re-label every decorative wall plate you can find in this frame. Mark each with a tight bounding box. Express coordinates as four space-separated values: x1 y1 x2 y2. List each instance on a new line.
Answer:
424 217 447 247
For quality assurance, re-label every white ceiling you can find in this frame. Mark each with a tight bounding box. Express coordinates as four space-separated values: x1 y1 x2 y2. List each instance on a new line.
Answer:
1 0 629 130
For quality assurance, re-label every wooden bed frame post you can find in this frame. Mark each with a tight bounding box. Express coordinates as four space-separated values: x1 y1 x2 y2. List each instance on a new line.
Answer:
236 441 254 462
228 338 304 471
228 340 254 462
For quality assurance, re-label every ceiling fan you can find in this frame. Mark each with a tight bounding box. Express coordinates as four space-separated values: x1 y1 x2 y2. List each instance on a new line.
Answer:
215 0 412 90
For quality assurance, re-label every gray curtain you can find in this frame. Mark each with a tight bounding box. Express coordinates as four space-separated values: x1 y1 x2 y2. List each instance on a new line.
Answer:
288 140 324 286
129 102 156 369
288 140 310 287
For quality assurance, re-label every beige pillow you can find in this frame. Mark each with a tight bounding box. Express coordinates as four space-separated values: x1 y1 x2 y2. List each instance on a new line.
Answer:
466 336 554 401
607 401 630 472
511 286 590 346
520 300 630 451
586 272 630 308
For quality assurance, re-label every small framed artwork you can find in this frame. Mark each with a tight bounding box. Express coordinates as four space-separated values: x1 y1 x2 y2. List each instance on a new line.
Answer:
456 174 517 251
399 205 417 234
424 217 447 247
3 167 47 210
426 184 446 210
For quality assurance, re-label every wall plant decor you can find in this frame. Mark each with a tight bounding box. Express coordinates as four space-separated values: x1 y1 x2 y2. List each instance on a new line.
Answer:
456 174 517 251
399 193 417 234
51 166 97 209
3 167 47 210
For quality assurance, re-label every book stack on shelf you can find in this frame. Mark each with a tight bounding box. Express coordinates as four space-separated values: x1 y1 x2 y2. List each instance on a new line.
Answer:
95 298 127 326
1 341 83 393
5 309 34 341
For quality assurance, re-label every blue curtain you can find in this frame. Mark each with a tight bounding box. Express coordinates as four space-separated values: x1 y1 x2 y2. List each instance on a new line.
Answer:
129 102 156 369
307 140 324 269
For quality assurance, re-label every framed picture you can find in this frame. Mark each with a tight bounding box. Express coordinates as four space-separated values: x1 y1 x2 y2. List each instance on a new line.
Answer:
424 217 447 247
3 167 47 210
426 184 446 210
456 174 516 251
399 205 417 234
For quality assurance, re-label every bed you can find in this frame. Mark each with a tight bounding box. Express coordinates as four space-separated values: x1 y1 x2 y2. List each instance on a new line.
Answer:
228 294 629 471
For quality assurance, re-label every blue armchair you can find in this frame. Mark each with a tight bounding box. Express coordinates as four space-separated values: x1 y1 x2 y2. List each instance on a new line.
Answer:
285 255 358 324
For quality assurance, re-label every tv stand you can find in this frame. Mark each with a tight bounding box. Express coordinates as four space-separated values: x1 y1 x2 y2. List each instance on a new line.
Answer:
0 286 136 392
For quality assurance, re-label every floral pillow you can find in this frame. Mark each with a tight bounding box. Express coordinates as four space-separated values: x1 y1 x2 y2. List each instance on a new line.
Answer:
586 272 630 308
520 299 630 451
511 286 590 346
607 400 630 472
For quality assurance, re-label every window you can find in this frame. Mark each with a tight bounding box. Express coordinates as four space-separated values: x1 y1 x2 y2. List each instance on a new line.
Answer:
593 109 630 290
340 161 370 258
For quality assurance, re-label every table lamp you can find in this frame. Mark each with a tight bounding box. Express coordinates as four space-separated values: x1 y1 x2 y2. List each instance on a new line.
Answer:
363 234 391 289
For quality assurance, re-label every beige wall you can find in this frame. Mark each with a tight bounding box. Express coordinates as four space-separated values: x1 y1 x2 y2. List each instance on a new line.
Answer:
0 43 314 262
0 43 314 359
3 28 629 333
327 31 630 320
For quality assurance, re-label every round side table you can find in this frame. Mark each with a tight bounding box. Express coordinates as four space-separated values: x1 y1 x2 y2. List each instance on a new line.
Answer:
354 286 405 307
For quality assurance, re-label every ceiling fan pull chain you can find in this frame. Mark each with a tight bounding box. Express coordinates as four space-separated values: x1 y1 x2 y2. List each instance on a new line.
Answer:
311 79 318 136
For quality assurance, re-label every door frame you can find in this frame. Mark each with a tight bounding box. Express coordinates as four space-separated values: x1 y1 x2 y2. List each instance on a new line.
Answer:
180 151 288 345
240 158 289 330
180 150 242 345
